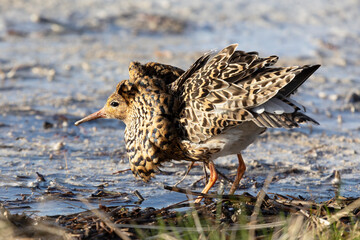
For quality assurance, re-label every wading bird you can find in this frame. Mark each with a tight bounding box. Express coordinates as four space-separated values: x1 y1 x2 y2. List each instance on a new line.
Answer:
75 44 319 202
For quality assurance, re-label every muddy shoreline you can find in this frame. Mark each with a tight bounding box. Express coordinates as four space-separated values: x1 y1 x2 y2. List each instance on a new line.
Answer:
1 0 360 218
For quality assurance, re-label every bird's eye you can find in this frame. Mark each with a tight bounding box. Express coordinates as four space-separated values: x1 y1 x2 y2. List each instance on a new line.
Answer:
110 101 119 107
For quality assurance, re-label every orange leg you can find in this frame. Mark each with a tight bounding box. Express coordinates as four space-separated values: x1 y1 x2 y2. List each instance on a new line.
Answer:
194 161 218 203
229 153 246 194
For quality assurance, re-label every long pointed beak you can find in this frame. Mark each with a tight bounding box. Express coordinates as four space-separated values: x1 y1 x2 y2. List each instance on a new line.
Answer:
75 108 106 126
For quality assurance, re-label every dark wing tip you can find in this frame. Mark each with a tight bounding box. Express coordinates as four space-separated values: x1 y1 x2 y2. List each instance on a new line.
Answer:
280 64 321 97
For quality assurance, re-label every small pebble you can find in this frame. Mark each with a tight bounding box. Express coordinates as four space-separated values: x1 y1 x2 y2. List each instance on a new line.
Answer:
27 181 39 188
350 105 356 113
337 115 343 124
343 149 356 155
30 14 41 22
329 94 339 101
318 92 327 99
331 170 341 185
43 121 54 129
81 62 91 71
63 64 73 71
62 121 68 128
346 91 360 103
47 69 56 81
325 110 332 118
53 141 65 151
48 180 56 188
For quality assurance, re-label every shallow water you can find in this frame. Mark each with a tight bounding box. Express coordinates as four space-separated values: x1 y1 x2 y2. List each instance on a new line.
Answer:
1 0 360 216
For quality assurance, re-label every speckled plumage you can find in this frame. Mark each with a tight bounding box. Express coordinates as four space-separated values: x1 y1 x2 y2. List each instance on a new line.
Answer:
75 44 320 196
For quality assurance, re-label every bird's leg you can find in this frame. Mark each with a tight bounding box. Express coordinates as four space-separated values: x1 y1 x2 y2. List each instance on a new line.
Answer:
229 153 246 194
195 161 218 203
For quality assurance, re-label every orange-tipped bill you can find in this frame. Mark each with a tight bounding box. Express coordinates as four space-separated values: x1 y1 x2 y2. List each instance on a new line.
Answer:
75 108 106 126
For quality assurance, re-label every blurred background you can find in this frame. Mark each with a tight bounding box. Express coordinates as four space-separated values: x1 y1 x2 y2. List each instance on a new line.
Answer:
0 0 359 216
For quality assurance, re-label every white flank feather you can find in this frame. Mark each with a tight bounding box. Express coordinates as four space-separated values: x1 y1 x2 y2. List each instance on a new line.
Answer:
252 98 295 114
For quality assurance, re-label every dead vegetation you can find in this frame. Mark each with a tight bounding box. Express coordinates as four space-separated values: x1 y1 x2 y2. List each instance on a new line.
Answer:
1 185 360 240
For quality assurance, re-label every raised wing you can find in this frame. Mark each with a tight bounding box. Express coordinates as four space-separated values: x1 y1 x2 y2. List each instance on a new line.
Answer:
174 44 319 143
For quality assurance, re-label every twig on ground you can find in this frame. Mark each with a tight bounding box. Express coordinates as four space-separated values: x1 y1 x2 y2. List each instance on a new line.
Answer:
112 168 131 175
249 172 274 239
163 185 254 202
189 176 206 188
173 162 195 187
77 197 131 240
320 197 360 231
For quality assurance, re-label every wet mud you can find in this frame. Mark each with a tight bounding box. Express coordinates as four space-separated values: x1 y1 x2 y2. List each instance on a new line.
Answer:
0 0 359 219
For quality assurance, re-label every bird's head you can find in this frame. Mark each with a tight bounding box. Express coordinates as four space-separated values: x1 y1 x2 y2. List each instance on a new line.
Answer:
75 91 129 126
